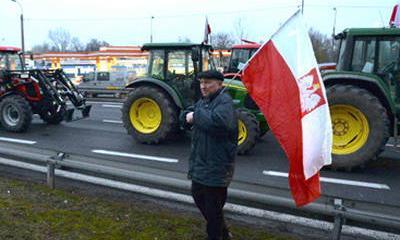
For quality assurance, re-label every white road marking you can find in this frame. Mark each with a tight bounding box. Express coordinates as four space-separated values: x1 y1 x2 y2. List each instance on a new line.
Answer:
102 119 123 124
92 149 179 163
86 101 123 105
101 104 122 108
0 137 36 145
263 170 391 190
385 143 400 148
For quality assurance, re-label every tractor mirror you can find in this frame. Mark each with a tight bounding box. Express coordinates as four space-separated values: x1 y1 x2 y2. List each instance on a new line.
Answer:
192 48 200 62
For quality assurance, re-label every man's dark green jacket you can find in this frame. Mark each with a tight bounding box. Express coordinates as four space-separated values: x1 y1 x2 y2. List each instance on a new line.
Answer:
181 88 238 187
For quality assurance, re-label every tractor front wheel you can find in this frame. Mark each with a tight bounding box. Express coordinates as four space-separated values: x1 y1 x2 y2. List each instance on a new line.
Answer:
122 86 178 144
39 108 66 125
0 95 32 132
327 84 390 170
237 110 260 155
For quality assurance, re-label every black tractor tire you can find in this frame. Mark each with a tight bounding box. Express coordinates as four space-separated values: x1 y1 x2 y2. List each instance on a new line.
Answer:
237 109 260 155
121 86 178 144
0 95 32 132
327 84 390 170
39 108 65 125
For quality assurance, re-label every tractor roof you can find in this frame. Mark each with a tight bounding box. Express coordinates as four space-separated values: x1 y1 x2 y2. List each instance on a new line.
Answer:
141 42 211 51
337 28 400 39
0 46 21 52
231 43 260 49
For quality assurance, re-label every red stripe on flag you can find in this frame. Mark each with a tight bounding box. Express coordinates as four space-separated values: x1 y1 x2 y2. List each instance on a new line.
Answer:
242 41 321 207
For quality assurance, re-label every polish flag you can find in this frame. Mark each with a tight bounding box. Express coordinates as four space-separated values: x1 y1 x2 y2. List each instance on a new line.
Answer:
241 11 332 207
390 4 400 27
203 17 211 44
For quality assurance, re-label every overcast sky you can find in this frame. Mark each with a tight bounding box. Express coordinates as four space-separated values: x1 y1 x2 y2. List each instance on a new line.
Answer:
0 0 398 50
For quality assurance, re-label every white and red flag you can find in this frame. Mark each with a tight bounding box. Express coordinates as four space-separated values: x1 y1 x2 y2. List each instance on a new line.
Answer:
241 11 332 207
390 4 400 27
203 17 211 44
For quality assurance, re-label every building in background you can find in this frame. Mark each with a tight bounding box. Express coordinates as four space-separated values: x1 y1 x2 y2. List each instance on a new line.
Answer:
32 46 149 85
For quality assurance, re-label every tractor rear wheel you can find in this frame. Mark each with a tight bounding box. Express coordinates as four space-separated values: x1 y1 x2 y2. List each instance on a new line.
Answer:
327 84 390 170
0 95 32 132
237 110 260 155
122 86 178 144
39 108 65 125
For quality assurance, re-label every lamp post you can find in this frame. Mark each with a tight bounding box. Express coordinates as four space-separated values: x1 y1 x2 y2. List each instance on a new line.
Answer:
150 16 154 43
11 0 25 54
332 7 337 48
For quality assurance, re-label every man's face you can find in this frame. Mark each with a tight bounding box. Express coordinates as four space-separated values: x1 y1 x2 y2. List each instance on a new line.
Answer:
199 78 222 97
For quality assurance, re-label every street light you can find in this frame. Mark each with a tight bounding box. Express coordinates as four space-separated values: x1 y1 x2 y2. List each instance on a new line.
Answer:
150 16 154 43
10 0 25 55
332 7 337 48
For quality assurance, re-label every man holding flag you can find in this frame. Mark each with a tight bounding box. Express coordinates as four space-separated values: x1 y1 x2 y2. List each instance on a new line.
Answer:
241 11 332 207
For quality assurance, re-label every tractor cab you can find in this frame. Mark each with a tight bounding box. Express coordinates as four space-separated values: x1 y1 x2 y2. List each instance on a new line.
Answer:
224 43 260 79
334 28 400 104
0 46 24 72
141 43 215 105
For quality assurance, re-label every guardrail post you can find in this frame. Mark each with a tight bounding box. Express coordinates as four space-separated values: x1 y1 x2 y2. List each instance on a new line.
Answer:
47 160 56 189
394 117 398 148
331 198 345 240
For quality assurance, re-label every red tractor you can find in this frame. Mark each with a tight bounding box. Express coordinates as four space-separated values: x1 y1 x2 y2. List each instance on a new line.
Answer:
0 46 91 132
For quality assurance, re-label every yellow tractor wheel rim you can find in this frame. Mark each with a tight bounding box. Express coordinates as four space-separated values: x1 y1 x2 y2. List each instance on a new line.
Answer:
331 104 369 155
129 97 162 134
238 120 248 145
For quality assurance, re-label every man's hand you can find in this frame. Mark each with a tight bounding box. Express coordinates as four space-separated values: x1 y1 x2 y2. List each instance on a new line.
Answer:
186 112 194 124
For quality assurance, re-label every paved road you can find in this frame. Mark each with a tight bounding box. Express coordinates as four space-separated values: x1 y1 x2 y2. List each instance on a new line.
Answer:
0 101 399 207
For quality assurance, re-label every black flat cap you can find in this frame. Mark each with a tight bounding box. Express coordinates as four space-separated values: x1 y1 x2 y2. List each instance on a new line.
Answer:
197 70 224 81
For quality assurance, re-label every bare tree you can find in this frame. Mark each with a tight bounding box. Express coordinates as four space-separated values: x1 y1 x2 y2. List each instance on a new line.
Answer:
48 28 72 52
31 42 51 53
233 18 248 43
71 37 84 52
212 32 235 49
85 39 110 51
309 28 338 63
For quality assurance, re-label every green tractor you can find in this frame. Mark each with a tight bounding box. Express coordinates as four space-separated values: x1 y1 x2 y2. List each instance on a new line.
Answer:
323 27 400 169
121 43 268 154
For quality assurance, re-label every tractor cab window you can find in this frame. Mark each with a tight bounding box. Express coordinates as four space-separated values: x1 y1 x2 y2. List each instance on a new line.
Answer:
229 49 251 72
202 49 215 71
336 39 347 70
167 50 196 104
149 50 165 80
0 54 5 70
167 50 194 79
376 38 400 75
351 38 376 73
0 53 23 71
8 53 23 71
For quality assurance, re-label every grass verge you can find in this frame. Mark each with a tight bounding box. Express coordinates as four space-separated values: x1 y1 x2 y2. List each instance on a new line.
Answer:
0 176 294 240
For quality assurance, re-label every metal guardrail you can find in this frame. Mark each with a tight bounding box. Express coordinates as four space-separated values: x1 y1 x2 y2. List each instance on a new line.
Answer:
0 145 399 240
